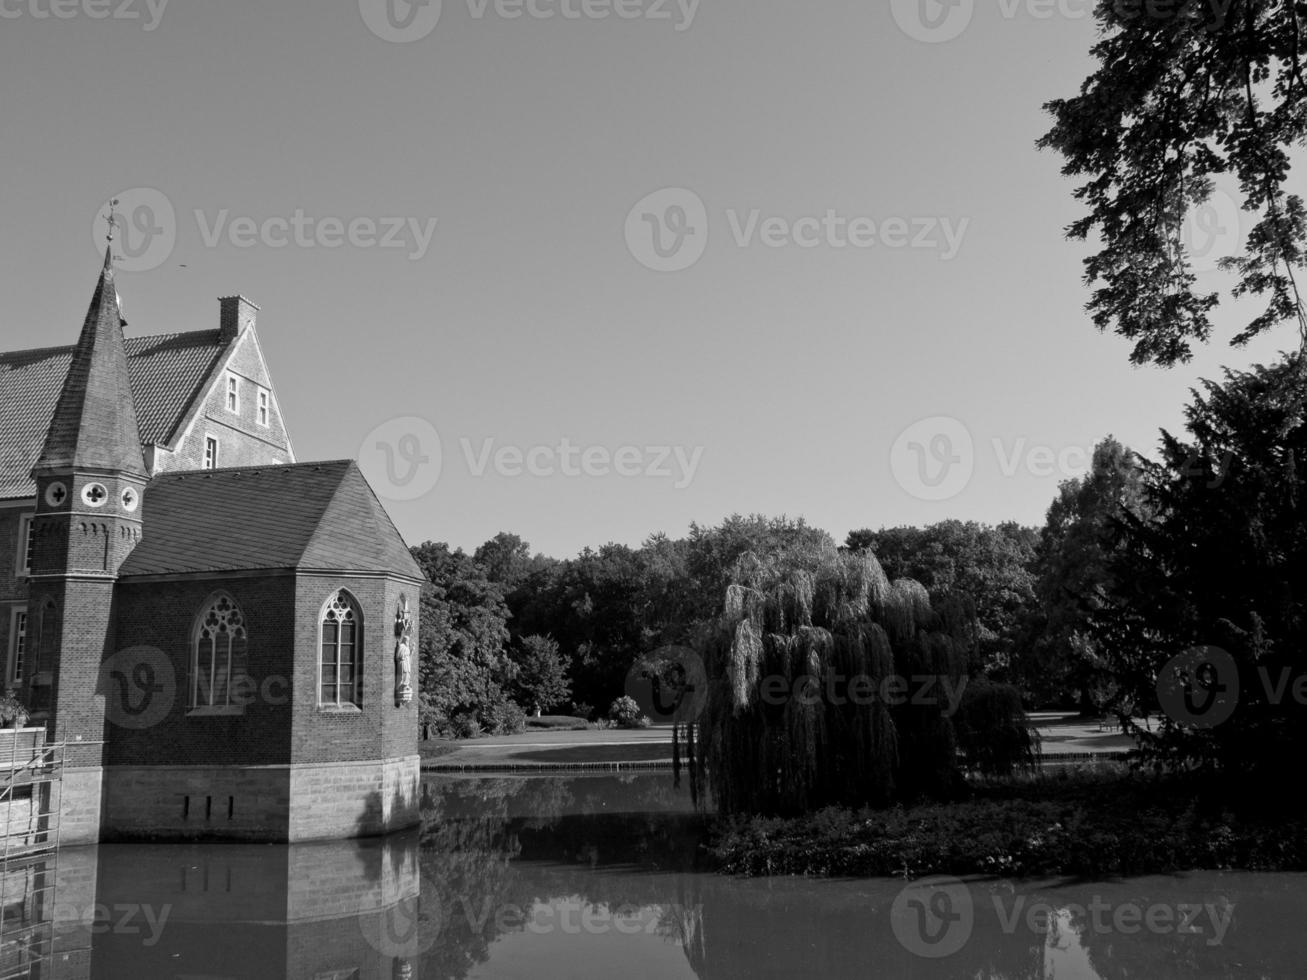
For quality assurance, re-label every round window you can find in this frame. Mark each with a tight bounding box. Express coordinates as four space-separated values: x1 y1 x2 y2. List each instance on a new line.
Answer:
44 482 68 508
82 483 109 508
121 487 140 513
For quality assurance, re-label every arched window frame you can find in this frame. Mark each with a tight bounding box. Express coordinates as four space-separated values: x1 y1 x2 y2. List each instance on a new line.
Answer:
319 590 362 709
190 591 249 715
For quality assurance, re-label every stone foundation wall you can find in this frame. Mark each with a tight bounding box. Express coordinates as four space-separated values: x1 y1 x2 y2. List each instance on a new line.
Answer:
100 766 289 841
58 767 103 846
98 758 419 842
288 756 420 842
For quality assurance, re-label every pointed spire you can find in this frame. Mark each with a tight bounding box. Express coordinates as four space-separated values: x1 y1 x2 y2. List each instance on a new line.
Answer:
32 246 147 478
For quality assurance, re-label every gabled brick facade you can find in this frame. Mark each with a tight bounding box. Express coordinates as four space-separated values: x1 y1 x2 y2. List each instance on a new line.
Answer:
1 251 423 844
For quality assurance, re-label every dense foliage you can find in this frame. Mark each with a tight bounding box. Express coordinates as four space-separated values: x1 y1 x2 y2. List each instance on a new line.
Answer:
844 520 1037 673
1040 0 1307 364
709 770 1307 879
1094 355 1307 784
678 545 1036 816
413 542 521 737
1014 437 1147 711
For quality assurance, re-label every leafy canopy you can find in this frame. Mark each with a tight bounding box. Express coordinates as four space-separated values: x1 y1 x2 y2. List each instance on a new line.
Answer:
1040 1 1307 364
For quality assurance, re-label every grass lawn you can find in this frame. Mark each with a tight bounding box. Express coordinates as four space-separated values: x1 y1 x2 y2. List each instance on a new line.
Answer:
419 739 460 760
506 743 675 764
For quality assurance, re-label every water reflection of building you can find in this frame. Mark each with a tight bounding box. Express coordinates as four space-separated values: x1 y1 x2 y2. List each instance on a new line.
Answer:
9 832 424 979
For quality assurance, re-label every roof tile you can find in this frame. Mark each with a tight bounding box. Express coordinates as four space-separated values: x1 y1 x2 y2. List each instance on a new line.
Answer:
118 461 424 581
0 330 226 499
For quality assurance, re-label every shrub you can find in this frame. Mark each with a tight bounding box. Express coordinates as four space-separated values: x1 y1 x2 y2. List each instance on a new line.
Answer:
483 699 527 735
608 696 650 729
953 677 1040 776
570 702 595 721
0 689 29 729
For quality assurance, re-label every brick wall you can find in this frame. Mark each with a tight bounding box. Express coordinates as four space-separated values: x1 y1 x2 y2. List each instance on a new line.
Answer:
24 576 115 770
290 574 420 766
109 575 297 767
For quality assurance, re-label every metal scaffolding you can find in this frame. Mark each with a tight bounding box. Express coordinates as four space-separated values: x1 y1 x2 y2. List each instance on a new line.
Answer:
0 730 63 980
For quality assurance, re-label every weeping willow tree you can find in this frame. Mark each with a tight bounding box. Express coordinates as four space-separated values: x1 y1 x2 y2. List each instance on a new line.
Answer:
677 546 1030 816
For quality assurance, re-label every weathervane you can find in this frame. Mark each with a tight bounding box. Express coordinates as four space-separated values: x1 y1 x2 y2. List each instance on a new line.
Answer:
103 199 120 244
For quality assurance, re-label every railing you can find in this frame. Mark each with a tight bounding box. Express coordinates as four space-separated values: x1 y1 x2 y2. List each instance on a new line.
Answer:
0 728 63 980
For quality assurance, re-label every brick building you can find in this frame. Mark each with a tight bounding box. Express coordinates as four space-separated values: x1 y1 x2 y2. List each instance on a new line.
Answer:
0 247 423 844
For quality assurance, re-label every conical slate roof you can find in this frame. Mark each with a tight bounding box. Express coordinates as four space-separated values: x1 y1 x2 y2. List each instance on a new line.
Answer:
32 246 147 479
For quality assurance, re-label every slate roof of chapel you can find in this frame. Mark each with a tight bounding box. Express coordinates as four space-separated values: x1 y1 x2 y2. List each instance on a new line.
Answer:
0 330 228 499
117 460 425 582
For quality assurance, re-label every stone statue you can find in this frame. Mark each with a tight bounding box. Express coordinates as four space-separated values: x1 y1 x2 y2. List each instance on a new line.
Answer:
394 598 414 706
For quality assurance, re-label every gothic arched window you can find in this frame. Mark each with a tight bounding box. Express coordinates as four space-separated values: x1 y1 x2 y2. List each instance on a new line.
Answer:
320 590 362 707
192 593 249 711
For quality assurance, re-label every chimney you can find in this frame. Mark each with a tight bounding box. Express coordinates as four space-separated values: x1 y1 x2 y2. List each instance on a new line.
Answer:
218 295 259 342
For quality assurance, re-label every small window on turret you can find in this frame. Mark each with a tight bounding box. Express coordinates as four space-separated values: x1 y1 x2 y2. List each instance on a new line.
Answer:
15 515 33 576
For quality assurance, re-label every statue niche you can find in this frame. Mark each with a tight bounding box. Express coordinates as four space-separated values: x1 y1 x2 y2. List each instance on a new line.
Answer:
394 597 414 707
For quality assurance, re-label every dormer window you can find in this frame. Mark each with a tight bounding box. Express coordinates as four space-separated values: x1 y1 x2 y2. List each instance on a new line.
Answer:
226 375 240 413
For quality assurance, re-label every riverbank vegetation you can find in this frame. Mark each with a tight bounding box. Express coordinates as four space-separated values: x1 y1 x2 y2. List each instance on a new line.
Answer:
708 768 1307 880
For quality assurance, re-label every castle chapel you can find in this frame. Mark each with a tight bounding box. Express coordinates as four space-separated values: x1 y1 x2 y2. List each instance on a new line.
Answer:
0 246 423 844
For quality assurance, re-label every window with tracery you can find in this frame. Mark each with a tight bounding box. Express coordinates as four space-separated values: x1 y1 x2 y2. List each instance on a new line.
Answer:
320 591 361 707
193 593 249 710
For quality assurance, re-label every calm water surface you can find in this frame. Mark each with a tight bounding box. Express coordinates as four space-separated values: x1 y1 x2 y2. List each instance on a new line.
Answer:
7 773 1304 978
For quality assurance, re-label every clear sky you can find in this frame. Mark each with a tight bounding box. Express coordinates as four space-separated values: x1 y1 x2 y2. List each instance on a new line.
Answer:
0 0 1293 558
